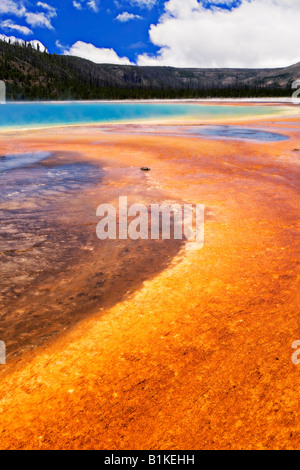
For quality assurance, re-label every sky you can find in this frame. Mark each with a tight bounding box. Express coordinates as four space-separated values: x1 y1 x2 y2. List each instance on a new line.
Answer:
0 0 299 68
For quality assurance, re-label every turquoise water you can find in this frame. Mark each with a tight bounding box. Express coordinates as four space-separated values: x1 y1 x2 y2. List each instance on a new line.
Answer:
0 102 285 130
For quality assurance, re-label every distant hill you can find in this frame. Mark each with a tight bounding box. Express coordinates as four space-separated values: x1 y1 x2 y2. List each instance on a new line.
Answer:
0 39 299 100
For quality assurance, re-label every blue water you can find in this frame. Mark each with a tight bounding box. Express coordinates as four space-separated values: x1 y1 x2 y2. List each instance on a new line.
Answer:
0 152 103 206
0 102 285 130
122 124 289 142
0 151 51 172
187 125 289 142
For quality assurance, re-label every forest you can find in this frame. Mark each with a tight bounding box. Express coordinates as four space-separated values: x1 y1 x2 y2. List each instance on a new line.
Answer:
0 38 294 100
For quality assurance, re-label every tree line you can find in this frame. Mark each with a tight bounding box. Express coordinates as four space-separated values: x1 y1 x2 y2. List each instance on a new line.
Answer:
0 38 292 101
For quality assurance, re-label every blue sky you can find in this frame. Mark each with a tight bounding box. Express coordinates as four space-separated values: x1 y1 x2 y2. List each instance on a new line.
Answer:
0 1 299 68
0 0 166 61
51 0 163 61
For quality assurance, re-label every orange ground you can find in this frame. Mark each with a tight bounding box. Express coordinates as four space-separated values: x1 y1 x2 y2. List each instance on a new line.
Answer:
0 114 300 450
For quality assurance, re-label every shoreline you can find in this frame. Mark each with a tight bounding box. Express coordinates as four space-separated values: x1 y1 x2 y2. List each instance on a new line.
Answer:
0 105 297 135
3 98 300 104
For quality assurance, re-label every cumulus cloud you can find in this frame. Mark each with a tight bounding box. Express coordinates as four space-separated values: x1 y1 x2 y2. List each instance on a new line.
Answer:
1 18 33 35
137 0 300 68
0 33 46 51
63 41 133 65
116 12 142 22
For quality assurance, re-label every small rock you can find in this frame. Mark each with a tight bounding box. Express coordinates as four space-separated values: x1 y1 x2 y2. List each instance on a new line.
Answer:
141 167 151 172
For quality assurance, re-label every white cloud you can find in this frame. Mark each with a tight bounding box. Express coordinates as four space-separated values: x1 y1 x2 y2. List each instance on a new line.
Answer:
25 11 53 29
63 41 133 65
128 0 157 9
29 38 47 51
116 11 142 22
1 18 33 35
0 0 56 30
73 1 82 9
0 0 25 17
55 39 64 49
87 0 99 12
73 0 100 12
0 33 46 51
36 2 57 18
137 0 300 68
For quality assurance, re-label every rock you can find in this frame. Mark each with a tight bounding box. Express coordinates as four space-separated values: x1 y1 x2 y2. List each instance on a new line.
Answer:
141 167 151 172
